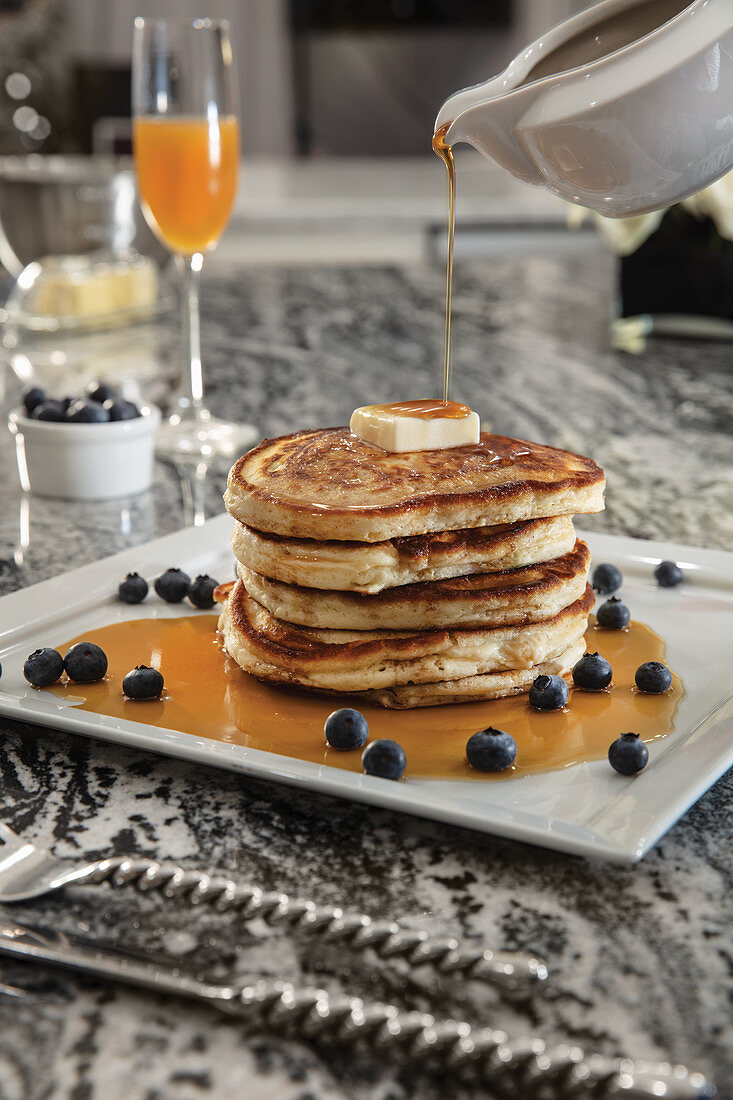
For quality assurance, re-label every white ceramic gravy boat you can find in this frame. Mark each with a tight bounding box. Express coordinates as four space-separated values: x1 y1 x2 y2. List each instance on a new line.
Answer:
435 0 733 217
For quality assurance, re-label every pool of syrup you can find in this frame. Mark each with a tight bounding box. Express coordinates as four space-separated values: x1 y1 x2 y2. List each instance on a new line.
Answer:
50 615 682 780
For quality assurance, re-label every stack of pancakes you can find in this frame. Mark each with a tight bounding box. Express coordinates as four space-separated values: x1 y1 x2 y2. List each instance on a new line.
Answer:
219 428 605 708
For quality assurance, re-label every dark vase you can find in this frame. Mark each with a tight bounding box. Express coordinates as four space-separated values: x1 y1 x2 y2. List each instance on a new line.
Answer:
619 208 733 332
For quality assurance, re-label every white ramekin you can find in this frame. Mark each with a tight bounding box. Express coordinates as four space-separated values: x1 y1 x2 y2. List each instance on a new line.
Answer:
8 404 161 500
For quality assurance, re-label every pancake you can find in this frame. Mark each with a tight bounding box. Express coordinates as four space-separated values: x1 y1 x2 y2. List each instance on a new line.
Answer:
231 514 577 594
356 639 586 709
218 578 594 696
225 429 605 542
236 540 590 631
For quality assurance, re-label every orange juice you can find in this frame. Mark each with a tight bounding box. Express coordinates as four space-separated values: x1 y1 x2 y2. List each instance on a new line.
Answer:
133 115 239 254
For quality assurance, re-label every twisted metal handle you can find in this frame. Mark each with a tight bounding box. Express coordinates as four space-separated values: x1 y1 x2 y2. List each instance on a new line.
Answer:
0 919 714 1100
64 856 546 994
226 980 713 1100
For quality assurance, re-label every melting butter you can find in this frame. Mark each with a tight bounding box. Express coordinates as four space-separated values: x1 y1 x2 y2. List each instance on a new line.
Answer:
350 400 480 452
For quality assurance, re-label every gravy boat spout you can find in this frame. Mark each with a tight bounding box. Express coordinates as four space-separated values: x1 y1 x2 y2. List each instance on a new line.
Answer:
435 0 733 218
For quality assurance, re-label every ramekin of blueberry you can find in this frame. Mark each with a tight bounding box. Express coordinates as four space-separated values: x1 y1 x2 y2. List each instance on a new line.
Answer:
8 382 160 500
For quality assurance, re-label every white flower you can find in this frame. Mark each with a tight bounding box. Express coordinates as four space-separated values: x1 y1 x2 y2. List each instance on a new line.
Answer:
567 204 664 256
681 171 733 241
567 167 733 252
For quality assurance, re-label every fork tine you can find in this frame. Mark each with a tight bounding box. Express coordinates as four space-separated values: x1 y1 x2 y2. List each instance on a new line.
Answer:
0 823 21 845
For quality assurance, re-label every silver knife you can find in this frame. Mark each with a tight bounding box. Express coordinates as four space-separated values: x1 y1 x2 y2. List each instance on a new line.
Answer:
0 919 714 1100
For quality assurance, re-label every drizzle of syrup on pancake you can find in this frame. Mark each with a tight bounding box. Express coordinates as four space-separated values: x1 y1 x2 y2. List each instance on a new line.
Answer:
50 614 682 781
365 400 472 420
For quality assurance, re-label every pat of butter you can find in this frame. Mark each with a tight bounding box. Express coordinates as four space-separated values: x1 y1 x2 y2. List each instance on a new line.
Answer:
350 400 480 452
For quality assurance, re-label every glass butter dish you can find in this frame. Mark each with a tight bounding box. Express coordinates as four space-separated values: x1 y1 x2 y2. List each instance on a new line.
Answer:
2 252 170 333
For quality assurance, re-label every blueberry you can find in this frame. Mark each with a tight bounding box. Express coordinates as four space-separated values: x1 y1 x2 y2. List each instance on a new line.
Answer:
188 574 219 609
24 647 64 687
123 665 164 700
104 398 140 421
635 661 672 694
654 560 683 588
32 399 66 421
608 732 648 775
596 596 631 630
572 651 612 690
23 386 46 415
466 727 517 772
324 708 369 750
154 568 190 603
64 642 108 683
86 381 116 404
66 399 110 423
528 673 569 711
118 572 148 604
362 739 406 780
591 562 622 594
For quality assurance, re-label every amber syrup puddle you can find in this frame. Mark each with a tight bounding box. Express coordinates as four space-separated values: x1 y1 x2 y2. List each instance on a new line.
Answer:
50 614 682 780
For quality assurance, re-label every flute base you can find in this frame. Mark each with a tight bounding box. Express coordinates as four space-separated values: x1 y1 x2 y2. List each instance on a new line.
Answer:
155 409 258 460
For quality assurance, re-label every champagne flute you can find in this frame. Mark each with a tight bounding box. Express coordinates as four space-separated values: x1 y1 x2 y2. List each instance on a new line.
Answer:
132 17 256 458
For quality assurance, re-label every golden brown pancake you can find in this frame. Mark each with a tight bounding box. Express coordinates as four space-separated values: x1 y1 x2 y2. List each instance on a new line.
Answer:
231 514 577 594
355 639 586 708
218 578 593 701
225 429 605 542
236 540 590 630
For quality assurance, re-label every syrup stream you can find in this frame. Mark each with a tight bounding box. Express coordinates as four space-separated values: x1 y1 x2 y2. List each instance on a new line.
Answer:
432 122 456 405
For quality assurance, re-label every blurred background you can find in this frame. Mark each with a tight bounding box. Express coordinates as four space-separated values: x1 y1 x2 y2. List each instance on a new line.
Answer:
0 0 729 387
0 0 593 274
0 0 586 159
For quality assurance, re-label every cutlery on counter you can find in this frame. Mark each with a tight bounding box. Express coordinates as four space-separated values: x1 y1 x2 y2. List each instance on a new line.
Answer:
0 918 714 1100
0 822 544 995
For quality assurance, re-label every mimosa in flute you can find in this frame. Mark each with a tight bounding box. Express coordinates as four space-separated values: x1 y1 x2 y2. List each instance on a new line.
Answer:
132 18 256 458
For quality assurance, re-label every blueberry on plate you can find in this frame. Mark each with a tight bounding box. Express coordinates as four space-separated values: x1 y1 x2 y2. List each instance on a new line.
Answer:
528 673 568 711
324 708 369 750
64 641 108 683
24 647 64 687
118 572 148 604
654 560 683 588
635 661 672 694
23 386 46 415
87 381 117 404
466 727 517 772
66 399 110 423
591 562 622 595
608 732 648 775
188 574 219 609
123 665 164 700
362 739 406 780
154 568 191 603
596 596 631 630
32 399 66 422
572 651 612 690
104 398 140 421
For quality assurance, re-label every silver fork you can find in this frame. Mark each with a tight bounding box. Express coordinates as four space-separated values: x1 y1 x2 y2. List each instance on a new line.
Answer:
0 919 716 1099
0 822 545 995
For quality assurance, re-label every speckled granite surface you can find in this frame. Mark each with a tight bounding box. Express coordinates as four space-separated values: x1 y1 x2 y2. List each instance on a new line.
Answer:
0 247 731 1099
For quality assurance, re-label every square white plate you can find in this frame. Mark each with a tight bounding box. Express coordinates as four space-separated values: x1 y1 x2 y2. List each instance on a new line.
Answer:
0 515 731 865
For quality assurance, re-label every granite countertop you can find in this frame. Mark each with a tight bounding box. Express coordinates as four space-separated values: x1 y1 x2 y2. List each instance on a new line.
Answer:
0 246 731 1099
